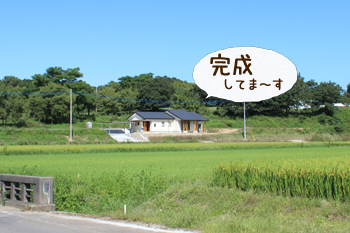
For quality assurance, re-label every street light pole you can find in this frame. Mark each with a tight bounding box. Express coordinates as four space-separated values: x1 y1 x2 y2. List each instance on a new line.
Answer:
70 89 72 141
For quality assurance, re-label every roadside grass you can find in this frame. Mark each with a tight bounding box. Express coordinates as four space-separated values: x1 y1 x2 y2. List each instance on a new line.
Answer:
130 184 350 232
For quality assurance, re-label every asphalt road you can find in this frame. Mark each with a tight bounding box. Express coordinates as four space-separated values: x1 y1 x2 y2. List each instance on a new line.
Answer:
0 206 195 233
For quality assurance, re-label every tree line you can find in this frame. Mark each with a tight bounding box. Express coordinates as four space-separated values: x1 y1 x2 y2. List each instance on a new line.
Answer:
0 66 349 125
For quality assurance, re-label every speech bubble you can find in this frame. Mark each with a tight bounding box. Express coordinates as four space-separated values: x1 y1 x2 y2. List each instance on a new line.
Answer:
193 47 297 102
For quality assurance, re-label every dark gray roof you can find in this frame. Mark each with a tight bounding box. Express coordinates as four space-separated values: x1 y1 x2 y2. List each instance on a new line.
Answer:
166 110 209 121
131 111 174 120
188 112 209 121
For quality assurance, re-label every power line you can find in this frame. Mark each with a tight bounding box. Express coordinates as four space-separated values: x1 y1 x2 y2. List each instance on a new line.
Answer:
0 91 68 96
0 91 231 104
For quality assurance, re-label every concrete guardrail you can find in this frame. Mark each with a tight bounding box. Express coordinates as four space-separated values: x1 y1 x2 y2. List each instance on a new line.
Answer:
0 174 55 211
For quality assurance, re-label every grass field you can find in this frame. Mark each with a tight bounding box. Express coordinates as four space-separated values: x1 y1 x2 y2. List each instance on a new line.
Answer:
1 145 350 232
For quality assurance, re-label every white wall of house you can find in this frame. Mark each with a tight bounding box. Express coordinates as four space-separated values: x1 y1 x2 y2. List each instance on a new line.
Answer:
128 112 207 133
128 116 181 133
164 111 182 133
147 119 180 133
172 119 182 132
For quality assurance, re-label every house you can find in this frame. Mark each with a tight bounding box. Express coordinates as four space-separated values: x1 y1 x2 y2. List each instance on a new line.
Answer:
127 110 209 133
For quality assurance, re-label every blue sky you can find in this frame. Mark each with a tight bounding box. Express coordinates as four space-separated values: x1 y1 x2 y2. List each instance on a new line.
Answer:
1 0 349 91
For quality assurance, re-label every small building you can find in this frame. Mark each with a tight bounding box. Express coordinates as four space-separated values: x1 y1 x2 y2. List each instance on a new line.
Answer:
334 103 348 108
127 110 209 133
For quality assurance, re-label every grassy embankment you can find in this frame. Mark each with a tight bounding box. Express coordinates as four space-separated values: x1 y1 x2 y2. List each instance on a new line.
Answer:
1 108 350 145
151 108 350 143
1 145 350 232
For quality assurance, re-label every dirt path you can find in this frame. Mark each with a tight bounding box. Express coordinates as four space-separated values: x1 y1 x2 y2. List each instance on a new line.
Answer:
215 128 241 134
146 128 241 139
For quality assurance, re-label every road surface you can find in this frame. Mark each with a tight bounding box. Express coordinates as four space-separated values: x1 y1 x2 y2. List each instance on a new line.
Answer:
105 129 144 142
0 206 196 233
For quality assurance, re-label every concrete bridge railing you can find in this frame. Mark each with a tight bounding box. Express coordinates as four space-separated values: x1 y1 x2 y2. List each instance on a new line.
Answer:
0 174 55 211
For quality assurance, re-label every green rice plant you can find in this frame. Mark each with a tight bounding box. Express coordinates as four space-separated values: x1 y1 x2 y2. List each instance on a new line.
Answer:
0 165 169 213
1 147 350 213
1 141 350 156
2 146 350 231
2 146 8 155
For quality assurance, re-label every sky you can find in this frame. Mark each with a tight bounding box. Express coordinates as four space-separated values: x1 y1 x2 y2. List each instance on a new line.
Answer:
1 0 349 91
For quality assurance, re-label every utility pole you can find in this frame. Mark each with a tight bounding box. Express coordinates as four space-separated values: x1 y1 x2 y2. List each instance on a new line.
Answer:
244 102 246 140
96 87 97 112
70 89 73 141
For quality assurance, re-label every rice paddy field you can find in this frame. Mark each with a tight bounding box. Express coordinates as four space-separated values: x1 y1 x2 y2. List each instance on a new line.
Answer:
1 143 350 232
1 146 349 178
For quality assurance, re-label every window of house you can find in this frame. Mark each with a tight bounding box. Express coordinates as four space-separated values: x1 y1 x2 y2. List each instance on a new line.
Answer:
162 122 165 127
137 122 139 126
154 123 156 127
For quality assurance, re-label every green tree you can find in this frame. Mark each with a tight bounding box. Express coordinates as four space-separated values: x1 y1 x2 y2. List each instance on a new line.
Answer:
1 76 21 87
118 88 139 113
0 85 11 124
32 67 83 87
171 89 207 114
32 73 49 87
312 81 343 106
343 83 350 107
118 73 153 89
95 86 121 115
0 76 35 90
288 73 309 110
29 84 74 124
105 81 121 92
189 85 209 101
0 85 28 124
305 79 318 108
138 76 175 111
66 81 95 115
